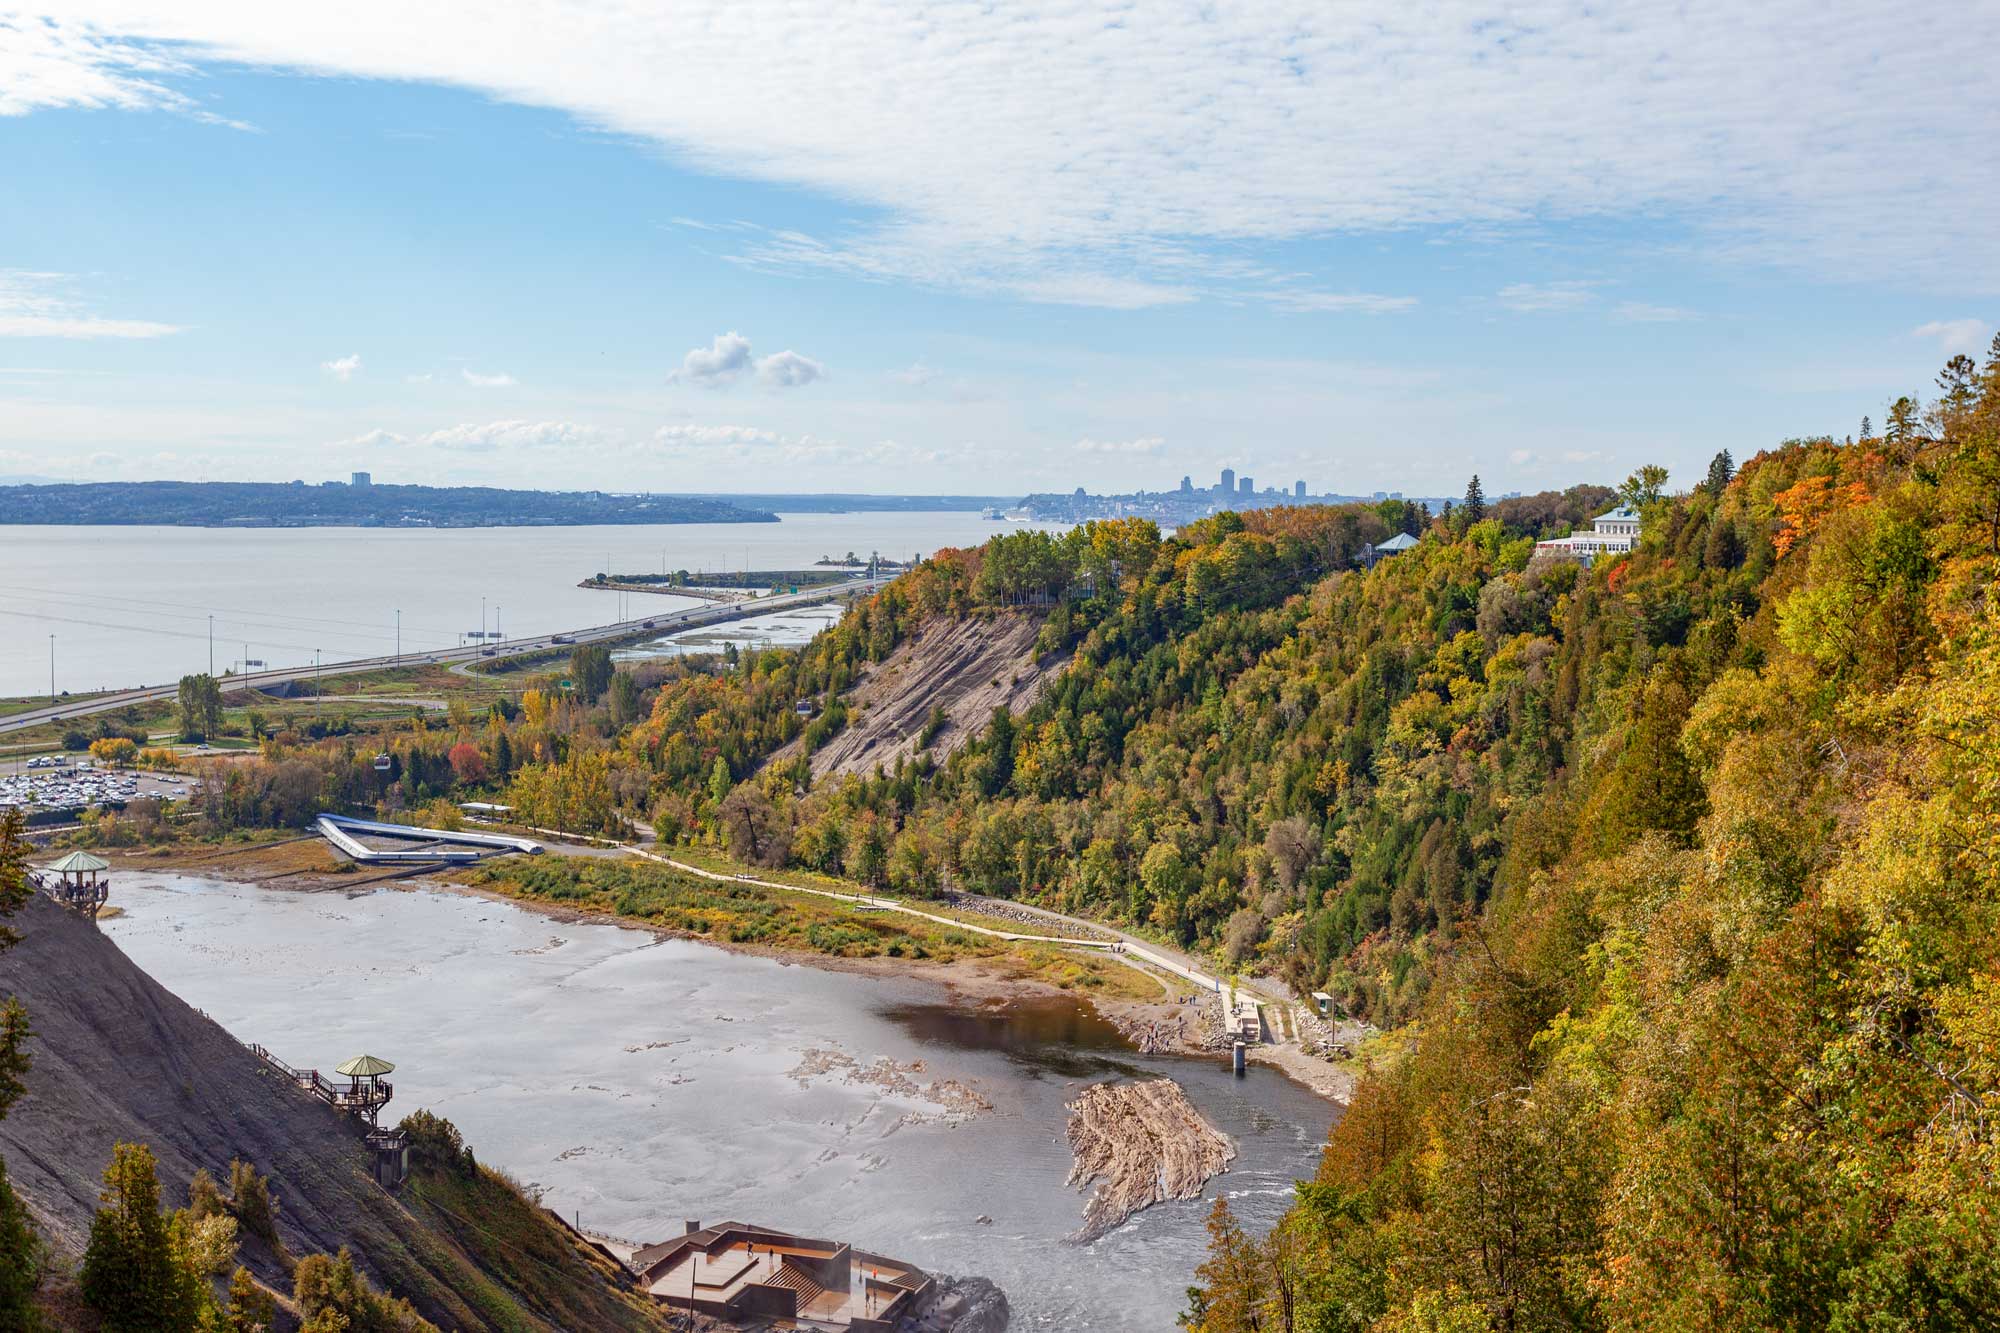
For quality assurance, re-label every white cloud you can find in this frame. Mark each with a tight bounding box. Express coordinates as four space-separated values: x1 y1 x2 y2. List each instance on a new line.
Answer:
654 423 782 447
650 421 948 470
0 268 181 338
1497 281 1601 313
669 331 754 386
1267 291 1418 315
460 368 516 387
18 5 2000 302
669 333 824 388
1613 301 1699 323
1508 448 1535 465
1075 436 1166 454
321 352 361 381
754 349 824 388
420 420 608 452
1912 318 1990 357
888 363 935 386
329 427 405 449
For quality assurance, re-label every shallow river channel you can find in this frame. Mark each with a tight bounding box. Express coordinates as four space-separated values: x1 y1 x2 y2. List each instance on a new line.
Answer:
105 873 1333 1330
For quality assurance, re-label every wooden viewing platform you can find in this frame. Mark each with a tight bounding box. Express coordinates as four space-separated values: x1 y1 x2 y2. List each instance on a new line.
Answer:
29 851 111 922
246 1044 408 1187
249 1044 395 1119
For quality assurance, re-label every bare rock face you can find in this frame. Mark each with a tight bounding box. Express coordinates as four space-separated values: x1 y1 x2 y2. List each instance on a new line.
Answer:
1064 1078 1236 1242
915 1274 1011 1333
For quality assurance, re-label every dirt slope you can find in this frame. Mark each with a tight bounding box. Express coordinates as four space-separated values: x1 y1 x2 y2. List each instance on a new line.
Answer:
779 612 1066 780
0 894 662 1330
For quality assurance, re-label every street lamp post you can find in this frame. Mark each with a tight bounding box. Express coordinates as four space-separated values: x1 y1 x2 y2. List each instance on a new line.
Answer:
395 609 401 665
208 615 214 677
315 649 322 700
49 634 55 705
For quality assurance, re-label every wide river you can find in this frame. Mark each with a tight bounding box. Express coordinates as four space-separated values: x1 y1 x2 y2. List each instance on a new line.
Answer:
0 512 1034 697
105 873 1332 1330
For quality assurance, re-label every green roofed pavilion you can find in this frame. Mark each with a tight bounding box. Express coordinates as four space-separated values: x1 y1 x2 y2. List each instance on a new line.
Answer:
44 851 109 874
336 1054 396 1078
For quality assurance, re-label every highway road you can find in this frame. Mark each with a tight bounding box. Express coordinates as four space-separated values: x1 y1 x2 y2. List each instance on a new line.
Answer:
0 577 890 738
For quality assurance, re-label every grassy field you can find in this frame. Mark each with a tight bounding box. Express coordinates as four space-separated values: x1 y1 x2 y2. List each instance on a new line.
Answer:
662 846 1116 940
469 854 1156 999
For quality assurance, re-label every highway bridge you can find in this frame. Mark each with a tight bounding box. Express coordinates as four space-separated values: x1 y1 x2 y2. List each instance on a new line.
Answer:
0 577 890 738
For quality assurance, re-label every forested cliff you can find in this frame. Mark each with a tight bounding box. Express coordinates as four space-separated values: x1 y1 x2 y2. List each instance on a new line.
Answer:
607 342 2000 1326
155 340 2000 1328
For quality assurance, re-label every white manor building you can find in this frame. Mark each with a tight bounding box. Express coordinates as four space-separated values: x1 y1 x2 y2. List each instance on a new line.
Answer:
1534 506 1641 561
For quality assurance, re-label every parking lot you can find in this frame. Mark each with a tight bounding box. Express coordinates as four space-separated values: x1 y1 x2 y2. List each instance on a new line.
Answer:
0 759 195 813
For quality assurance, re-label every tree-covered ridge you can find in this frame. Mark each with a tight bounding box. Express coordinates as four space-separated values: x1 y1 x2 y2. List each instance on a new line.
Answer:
1181 343 2000 1330
606 483 1630 1024
0 480 775 527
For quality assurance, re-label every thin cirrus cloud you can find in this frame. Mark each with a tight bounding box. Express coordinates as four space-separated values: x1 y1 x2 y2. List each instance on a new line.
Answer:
1612 301 1699 324
334 421 609 452
1496 281 1602 314
12 5 2000 304
0 268 182 338
1075 436 1166 455
460 368 516 387
320 353 361 380
668 331 823 389
1266 291 1418 315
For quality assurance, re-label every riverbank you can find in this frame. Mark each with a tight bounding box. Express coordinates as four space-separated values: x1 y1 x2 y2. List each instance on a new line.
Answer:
106 838 1163 1007
98 871 1334 1329
105 836 1356 1104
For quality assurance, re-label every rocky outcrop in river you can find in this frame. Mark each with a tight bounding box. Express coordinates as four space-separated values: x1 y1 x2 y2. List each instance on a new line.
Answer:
1064 1078 1236 1242
915 1274 1011 1333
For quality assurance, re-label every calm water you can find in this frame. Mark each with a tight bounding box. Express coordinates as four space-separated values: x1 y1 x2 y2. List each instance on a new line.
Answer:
104 874 1332 1330
0 512 1028 696
614 600 846 663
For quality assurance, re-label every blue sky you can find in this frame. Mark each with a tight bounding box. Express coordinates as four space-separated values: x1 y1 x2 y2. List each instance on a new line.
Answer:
1 5 1994 497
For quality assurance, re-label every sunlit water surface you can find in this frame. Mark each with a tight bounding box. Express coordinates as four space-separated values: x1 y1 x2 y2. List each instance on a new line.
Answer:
0 512 1034 696
104 873 1332 1330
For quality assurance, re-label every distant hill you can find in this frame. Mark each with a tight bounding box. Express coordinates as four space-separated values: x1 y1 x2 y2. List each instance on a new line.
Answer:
0 480 777 527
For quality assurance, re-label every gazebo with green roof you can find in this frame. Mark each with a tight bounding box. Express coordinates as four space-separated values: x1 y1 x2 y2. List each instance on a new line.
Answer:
40 850 110 921
334 1054 396 1126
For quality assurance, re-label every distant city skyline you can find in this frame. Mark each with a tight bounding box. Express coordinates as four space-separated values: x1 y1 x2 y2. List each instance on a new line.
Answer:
1 6 1993 497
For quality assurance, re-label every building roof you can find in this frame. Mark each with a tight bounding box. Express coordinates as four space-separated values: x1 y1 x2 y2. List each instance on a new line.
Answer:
1598 506 1641 522
44 851 109 874
336 1054 396 1077
1376 532 1420 552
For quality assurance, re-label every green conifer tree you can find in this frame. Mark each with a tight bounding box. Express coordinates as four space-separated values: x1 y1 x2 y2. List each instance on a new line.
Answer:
1704 449 1735 495
80 1143 201 1332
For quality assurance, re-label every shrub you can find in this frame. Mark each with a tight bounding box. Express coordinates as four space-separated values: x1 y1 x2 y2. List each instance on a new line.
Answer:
399 1110 476 1179
228 1158 278 1245
294 1247 433 1332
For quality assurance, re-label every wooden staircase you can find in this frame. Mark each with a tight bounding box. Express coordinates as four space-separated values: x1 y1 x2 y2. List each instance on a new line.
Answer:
765 1261 827 1310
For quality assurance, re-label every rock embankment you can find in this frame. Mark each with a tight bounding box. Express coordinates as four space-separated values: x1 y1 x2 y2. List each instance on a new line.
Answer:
768 612 1066 780
1063 1078 1235 1242
914 1274 1011 1333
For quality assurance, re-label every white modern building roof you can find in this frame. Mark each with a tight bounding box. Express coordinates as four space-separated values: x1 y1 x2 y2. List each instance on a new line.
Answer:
1534 506 1640 561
